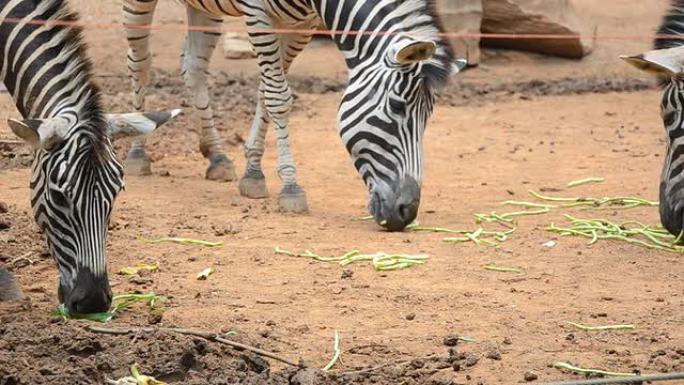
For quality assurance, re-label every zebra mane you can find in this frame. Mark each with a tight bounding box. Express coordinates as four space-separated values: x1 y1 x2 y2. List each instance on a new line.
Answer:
398 0 456 91
21 0 109 160
656 0 684 50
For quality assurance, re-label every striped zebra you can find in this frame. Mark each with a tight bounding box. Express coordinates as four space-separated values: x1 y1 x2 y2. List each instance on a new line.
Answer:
1 0 179 312
622 0 684 235
123 0 463 231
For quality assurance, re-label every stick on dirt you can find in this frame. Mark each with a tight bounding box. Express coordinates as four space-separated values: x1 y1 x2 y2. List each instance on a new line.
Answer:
541 371 684 385
87 325 301 367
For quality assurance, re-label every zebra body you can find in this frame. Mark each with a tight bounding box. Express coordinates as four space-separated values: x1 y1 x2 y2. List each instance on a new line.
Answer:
0 0 179 311
123 0 460 231
622 0 684 235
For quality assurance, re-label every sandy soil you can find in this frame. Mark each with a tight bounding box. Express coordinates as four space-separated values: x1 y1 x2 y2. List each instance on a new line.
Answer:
2 1 684 384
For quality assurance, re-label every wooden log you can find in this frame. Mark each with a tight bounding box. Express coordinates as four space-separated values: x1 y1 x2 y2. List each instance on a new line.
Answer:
481 0 594 59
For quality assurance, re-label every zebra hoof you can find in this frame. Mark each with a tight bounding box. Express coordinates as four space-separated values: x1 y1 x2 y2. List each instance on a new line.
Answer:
124 155 152 176
279 185 309 213
206 154 237 182
239 174 269 199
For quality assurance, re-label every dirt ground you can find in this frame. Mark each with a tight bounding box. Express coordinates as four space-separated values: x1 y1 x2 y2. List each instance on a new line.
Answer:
2 1 684 384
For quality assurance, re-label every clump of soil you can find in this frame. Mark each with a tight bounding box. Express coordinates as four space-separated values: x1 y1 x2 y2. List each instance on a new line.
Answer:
0 307 474 385
0 308 295 385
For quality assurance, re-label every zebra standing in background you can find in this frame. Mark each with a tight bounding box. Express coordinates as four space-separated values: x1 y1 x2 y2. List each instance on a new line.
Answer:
622 0 684 235
0 0 179 312
123 0 464 231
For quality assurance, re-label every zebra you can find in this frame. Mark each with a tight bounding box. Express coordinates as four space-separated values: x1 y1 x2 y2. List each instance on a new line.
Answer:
1 0 179 312
123 0 464 231
622 0 684 235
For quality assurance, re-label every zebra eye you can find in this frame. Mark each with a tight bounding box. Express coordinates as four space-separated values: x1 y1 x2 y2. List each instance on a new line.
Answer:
389 98 405 116
51 190 70 207
664 111 677 127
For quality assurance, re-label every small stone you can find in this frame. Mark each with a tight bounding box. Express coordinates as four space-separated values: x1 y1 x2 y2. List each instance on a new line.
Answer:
463 353 479 367
0 219 10 230
0 201 8 213
486 350 502 361
158 170 171 177
148 312 163 325
405 313 416 321
524 372 538 381
443 335 459 347
503 337 512 345
452 362 461 372
341 269 353 279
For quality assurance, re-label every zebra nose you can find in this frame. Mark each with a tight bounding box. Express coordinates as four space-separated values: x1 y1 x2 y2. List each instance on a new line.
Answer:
67 285 112 314
659 182 684 236
64 270 112 314
382 177 421 232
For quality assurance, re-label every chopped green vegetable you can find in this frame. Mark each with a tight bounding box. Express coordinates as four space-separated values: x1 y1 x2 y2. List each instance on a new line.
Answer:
443 227 517 247
457 336 478 343
356 215 374 221
568 177 605 188
553 361 635 377
108 363 169 385
118 262 159 276
275 247 428 271
547 215 684 253
196 267 216 280
566 322 635 331
529 190 657 210
139 236 224 247
52 292 165 323
483 264 523 273
322 330 341 371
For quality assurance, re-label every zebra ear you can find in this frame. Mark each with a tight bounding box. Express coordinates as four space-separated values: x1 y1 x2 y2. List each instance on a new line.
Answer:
393 40 437 66
451 59 468 75
8 118 69 150
105 109 181 140
621 47 684 77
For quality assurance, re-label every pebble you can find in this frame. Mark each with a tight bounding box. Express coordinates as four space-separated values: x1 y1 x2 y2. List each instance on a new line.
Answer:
443 335 459 347
486 350 502 361
524 372 538 381
405 313 416 321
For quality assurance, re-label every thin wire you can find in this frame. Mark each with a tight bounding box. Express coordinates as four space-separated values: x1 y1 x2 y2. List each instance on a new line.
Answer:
0 16 682 41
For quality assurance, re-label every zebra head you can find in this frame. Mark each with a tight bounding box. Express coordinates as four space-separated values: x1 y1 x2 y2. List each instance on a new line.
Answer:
623 47 684 235
339 37 462 231
8 110 179 313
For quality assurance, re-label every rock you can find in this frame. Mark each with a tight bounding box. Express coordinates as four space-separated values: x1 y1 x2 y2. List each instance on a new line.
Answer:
405 312 416 321
0 201 8 213
290 368 328 385
443 335 460 347
524 371 538 381
437 0 483 66
481 0 594 58
486 349 502 360
0 267 22 301
223 33 255 59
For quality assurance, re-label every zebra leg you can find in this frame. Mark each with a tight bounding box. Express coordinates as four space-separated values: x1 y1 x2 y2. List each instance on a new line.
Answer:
122 0 158 176
238 95 270 198
247 26 313 212
183 8 237 182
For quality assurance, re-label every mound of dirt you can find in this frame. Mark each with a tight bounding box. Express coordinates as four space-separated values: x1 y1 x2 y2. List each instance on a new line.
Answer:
0 307 470 385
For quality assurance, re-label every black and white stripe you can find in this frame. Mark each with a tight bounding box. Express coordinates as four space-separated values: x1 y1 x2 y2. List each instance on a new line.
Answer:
1 0 179 311
123 0 459 231
622 0 684 235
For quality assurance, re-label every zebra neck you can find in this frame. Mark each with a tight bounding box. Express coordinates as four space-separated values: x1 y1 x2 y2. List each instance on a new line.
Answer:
0 0 103 125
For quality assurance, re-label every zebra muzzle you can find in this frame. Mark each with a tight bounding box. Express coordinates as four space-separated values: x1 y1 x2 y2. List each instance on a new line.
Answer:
370 176 421 232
